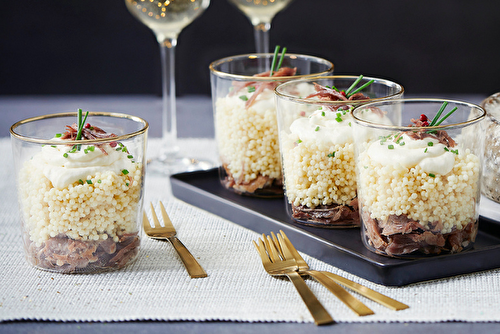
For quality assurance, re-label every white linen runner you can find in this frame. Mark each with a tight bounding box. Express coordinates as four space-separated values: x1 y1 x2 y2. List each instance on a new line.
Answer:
1 138 499 323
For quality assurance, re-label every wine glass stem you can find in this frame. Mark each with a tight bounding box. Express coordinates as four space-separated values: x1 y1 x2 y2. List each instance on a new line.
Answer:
160 37 179 156
254 22 271 53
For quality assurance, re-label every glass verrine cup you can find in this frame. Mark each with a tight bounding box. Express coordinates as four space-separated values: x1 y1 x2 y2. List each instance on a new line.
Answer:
10 112 148 273
209 53 333 197
275 75 404 228
480 92 500 203
352 99 485 257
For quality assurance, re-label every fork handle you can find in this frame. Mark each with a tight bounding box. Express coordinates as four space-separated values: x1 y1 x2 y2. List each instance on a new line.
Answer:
168 236 207 278
319 271 409 311
285 271 334 325
306 270 374 316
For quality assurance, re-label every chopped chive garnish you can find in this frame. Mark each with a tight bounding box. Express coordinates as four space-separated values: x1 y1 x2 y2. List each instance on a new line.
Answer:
126 183 129 186
78 179 84 185
247 86 256 93
336 112 341 118
327 152 336 158
88 146 95 152
296 139 302 144
348 122 352 127
97 179 102 183
451 149 459 155
63 153 68 158
321 111 325 116
429 173 436 178
239 95 248 101
315 126 320 131
388 144 395 149
364 166 368 169
55 133 62 138
399 141 405 146
122 147 127 152
122 169 129 175
427 142 434 147
335 117 342 122
51 145 56 148
86 179 92 184
444 147 450 152
127 155 133 159
424 148 428 153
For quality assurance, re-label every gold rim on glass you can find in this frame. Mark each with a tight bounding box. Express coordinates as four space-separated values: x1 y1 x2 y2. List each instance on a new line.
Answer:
274 75 405 106
209 53 334 81
10 112 149 145
352 98 486 131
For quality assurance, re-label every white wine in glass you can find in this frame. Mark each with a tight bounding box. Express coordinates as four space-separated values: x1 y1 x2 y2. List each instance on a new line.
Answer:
228 0 294 53
125 0 212 173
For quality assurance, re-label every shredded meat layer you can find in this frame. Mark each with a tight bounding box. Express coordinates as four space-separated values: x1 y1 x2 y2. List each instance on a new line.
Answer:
362 207 477 257
27 233 139 273
291 198 360 227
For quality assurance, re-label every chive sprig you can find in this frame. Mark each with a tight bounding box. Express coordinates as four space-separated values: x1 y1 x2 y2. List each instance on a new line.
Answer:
269 45 287 77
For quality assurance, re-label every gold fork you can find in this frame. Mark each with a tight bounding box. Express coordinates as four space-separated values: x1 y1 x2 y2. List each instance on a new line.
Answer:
276 230 409 311
143 201 207 278
253 235 334 325
268 232 374 316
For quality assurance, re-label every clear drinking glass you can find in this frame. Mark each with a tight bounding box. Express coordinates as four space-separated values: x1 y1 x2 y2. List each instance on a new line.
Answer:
210 53 333 197
125 0 212 174
480 92 500 203
275 75 404 228
352 99 486 257
10 112 148 273
228 0 294 53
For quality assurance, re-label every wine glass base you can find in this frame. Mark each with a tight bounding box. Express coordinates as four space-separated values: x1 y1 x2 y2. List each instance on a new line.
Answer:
148 155 214 175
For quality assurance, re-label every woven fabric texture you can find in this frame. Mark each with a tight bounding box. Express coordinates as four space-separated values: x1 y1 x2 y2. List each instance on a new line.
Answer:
1 138 499 323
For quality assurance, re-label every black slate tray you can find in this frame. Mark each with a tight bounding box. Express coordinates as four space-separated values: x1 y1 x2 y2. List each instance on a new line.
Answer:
170 168 500 286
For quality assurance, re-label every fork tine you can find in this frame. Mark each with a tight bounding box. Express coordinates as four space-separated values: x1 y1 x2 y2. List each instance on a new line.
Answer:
159 201 173 228
277 233 295 261
265 235 281 263
270 231 283 258
149 202 161 227
253 239 271 267
279 230 307 265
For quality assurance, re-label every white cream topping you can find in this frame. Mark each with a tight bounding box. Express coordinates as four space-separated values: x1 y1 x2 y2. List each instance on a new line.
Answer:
34 140 134 189
367 133 456 175
289 106 392 145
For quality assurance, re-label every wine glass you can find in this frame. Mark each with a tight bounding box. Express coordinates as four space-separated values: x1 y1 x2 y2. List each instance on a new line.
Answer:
125 0 212 174
228 0 294 53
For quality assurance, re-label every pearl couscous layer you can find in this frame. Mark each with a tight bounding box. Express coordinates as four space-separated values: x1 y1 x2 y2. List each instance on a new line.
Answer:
357 148 480 234
215 94 281 192
282 139 357 209
19 160 142 247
